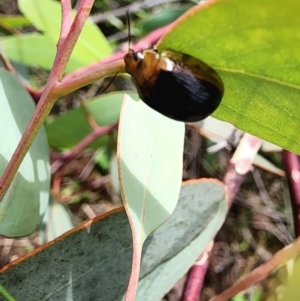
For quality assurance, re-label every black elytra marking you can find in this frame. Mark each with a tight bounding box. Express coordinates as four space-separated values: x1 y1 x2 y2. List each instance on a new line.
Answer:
144 68 222 122
124 47 224 122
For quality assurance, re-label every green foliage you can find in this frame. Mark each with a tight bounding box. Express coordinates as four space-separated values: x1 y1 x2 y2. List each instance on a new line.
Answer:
0 0 112 72
0 180 226 300
158 0 300 155
118 95 185 243
0 14 30 29
0 284 16 301
232 288 262 301
0 34 79 71
136 180 227 300
136 5 193 35
40 200 75 243
0 69 50 237
280 258 300 301
46 91 138 150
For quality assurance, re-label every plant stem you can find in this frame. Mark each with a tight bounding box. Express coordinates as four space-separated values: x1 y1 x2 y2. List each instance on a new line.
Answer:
51 122 119 174
0 285 16 301
54 59 125 97
59 0 72 47
282 150 300 237
0 0 96 201
210 236 300 301
181 241 213 301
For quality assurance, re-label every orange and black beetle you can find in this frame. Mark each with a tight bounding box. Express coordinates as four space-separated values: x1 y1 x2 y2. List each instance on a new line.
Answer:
124 48 224 122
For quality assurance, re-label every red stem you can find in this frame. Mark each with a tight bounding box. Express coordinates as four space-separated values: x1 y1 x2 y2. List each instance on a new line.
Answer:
51 122 118 174
282 150 300 236
181 242 213 301
55 0 96 80
58 0 72 47
34 24 170 100
0 0 96 201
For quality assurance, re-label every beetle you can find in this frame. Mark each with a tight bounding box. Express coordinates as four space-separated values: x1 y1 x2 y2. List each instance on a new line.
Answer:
124 48 224 122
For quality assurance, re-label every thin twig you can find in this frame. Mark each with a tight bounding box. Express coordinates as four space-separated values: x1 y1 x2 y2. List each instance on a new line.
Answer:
282 151 300 237
51 122 118 174
210 237 300 301
0 284 16 301
80 98 100 130
58 0 72 49
224 134 263 205
0 52 15 73
252 169 292 244
55 0 95 80
1 239 14 259
0 0 95 201
51 24 169 97
181 241 214 301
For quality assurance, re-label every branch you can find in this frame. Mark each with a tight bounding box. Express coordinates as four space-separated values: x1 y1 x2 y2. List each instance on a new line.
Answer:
55 0 95 80
181 241 214 301
224 133 262 205
282 150 300 236
58 0 72 47
210 237 300 301
51 122 118 174
0 0 96 200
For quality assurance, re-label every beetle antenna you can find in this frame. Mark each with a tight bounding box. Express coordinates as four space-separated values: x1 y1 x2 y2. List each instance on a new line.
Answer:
126 10 132 52
100 72 119 94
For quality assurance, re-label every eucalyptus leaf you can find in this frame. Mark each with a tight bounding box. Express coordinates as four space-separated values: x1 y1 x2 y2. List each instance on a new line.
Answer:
0 180 226 300
136 180 227 301
46 92 138 150
18 0 111 70
118 94 185 243
158 0 300 154
41 200 75 243
0 69 50 237
0 34 81 72
136 5 193 35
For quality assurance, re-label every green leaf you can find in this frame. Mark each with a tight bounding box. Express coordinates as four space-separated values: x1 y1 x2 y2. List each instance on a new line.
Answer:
158 0 300 154
110 153 120 195
0 209 132 301
0 284 16 301
279 258 300 301
0 180 226 300
136 180 227 301
0 69 50 237
46 91 138 150
118 94 185 243
232 295 247 301
18 0 112 67
40 200 75 243
0 14 31 28
136 5 193 35
139 179 227 279
117 94 184 298
94 148 110 171
0 33 82 72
